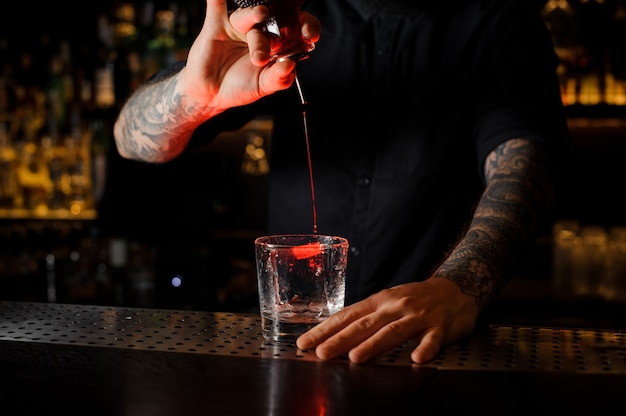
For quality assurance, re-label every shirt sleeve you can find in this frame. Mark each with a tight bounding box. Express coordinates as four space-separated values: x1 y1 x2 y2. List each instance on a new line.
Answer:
470 0 570 172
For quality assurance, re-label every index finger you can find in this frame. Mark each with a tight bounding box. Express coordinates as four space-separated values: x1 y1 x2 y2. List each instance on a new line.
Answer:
204 0 230 28
296 299 374 349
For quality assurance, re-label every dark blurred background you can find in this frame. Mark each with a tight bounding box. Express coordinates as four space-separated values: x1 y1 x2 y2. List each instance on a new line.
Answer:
0 1 625 325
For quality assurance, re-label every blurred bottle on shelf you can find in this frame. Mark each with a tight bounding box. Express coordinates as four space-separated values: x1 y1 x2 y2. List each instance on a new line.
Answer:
605 225 626 302
607 0 626 105
143 8 177 79
542 0 578 105
0 122 18 208
111 2 143 100
574 0 610 105
94 13 116 109
552 219 581 298
541 0 626 106
552 220 626 303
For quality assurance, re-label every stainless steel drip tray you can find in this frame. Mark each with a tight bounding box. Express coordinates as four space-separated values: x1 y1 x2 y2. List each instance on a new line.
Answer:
1 301 625 374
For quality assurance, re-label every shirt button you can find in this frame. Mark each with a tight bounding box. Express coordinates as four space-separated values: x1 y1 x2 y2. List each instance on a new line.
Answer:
350 247 361 256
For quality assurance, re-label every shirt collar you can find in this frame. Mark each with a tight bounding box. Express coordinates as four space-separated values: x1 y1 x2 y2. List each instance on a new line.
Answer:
344 0 418 20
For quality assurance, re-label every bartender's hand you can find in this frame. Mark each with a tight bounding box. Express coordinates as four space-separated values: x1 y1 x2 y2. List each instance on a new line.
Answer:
114 0 320 162
184 0 320 111
296 277 480 364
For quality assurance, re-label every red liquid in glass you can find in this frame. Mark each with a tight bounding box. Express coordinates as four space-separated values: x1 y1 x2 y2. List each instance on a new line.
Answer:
265 0 314 62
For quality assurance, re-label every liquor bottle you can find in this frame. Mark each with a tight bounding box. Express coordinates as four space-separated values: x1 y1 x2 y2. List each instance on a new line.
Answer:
608 0 626 105
15 113 52 213
574 0 610 105
542 0 577 105
173 6 190 61
0 122 18 208
542 0 576 49
143 8 177 79
93 13 116 109
112 2 142 100
0 57 18 208
45 53 69 136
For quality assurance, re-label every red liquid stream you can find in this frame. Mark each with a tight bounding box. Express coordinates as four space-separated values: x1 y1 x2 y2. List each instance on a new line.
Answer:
295 75 317 235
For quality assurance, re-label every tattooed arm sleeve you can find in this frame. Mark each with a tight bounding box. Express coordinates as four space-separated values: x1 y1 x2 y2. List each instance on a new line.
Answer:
434 138 554 310
113 69 222 163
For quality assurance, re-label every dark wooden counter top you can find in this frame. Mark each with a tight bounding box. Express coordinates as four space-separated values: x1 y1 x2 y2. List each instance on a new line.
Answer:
1 301 625 415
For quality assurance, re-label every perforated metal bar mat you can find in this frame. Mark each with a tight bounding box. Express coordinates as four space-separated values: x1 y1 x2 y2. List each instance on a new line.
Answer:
1 301 625 374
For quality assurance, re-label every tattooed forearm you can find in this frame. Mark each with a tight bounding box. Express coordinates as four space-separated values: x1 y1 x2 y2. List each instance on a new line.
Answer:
435 138 553 310
114 71 215 163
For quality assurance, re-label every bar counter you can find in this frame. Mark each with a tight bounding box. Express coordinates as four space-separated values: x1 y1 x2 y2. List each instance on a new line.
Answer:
1 300 625 415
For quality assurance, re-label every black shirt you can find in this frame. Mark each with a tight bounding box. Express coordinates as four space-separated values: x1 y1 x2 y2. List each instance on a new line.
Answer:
190 0 569 305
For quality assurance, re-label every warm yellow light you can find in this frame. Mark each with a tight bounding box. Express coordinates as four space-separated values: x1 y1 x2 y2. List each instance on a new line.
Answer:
70 203 82 215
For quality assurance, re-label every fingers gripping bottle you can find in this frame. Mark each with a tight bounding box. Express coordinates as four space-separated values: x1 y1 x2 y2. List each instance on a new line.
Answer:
232 0 315 62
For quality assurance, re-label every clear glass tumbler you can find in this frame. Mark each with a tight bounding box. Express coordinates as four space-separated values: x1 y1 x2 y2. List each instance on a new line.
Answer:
255 234 348 345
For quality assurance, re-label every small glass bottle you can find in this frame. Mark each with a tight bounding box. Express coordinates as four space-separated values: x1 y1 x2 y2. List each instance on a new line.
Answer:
232 0 314 62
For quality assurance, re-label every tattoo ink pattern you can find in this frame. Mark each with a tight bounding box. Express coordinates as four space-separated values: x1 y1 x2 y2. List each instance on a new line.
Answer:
115 72 213 163
435 138 553 310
